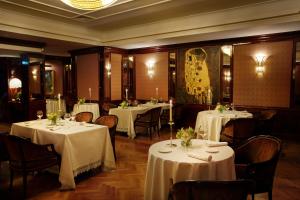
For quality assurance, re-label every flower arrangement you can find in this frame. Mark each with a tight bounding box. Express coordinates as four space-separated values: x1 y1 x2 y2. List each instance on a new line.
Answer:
215 103 226 113
120 100 129 109
176 127 195 147
47 113 57 125
150 97 158 104
77 97 85 105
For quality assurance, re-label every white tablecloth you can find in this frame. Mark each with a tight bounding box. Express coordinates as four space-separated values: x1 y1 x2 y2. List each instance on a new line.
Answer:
10 119 116 190
194 110 253 141
73 103 100 122
139 102 170 110
144 139 235 200
109 106 149 138
46 99 66 114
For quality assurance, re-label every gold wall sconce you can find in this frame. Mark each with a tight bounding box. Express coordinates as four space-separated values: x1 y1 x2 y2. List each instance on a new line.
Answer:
255 53 266 77
32 69 37 80
106 63 111 77
146 60 155 78
224 70 231 81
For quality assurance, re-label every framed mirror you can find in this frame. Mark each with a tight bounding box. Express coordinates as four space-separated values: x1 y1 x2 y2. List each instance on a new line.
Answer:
44 70 55 96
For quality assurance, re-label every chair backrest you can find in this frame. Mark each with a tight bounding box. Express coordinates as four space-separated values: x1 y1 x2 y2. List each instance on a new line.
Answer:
94 115 118 130
102 102 117 116
259 110 277 120
151 107 162 123
235 135 281 164
169 179 254 200
235 135 281 193
75 112 93 123
221 118 256 145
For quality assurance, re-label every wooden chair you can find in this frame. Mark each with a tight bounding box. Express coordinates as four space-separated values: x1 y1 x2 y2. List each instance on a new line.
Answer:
75 112 93 123
255 110 277 134
101 102 117 116
234 135 282 200
220 118 256 148
3 135 60 198
168 179 254 200
94 115 118 160
134 107 161 139
0 132 9 166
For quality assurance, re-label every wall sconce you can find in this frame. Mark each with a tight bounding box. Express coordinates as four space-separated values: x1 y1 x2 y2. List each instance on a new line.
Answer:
32 69 37 80
255 53 266 77
106 63 111 77
146 60 155 78
224 70 231 81
221 45 232 56
65 64 72 71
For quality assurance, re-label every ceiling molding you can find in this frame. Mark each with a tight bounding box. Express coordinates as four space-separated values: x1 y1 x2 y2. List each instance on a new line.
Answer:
101 0 300 43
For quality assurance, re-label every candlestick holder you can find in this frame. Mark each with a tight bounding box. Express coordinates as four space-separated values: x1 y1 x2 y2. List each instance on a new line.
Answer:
166 121 177 147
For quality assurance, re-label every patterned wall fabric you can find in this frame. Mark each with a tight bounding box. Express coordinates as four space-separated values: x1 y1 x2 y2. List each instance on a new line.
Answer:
233 40 293 108
76 53 99 100
111 53 122 100
135 52 168 101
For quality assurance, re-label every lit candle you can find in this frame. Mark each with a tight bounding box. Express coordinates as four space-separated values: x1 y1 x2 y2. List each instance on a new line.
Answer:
169 99 173 122
156 87 158 97
58 93 61 111
89 88 92 100
125 88 128 100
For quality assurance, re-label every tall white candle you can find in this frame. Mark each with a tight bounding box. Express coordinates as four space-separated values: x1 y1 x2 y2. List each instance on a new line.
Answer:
58 93 61 111
169 99 173 122
125 88 128 100
155 87 158 97
89 88 92 100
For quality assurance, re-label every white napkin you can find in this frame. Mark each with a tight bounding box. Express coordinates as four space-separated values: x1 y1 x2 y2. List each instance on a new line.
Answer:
206 141 228 147
187 153 212 162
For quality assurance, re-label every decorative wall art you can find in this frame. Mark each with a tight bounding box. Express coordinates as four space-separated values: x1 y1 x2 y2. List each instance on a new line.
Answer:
176 46 220 104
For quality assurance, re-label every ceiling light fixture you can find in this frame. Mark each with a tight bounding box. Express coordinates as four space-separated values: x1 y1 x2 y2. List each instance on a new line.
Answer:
60 0 117 10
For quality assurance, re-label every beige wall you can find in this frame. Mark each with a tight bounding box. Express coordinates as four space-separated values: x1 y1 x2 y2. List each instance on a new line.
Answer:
76 53 99 100
135 52 168 101
233 40 293 108
111 53 122 100
45 60 63 96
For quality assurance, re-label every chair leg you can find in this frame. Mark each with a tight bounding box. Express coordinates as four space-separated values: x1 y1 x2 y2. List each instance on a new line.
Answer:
149 128 152 140
9 169 14 190
157 125 160 137
22 171 27 198
251 193 255 200
268 190 272 200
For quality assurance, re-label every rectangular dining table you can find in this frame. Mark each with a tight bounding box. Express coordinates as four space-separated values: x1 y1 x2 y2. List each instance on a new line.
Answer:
10 119 116 190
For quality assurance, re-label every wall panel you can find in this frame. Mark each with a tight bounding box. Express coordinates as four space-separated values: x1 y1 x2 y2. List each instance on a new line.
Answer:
135 52 168 101
76 53 99 101
233 41 293 108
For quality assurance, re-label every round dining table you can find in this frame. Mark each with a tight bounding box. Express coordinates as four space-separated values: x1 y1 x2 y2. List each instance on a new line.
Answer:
144 139 236 200
194 110 253 141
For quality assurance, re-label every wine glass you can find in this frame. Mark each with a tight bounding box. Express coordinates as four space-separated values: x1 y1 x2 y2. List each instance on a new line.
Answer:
37 110 43 120
64 113 71 121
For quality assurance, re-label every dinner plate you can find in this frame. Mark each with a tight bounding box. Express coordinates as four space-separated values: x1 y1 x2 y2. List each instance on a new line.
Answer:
85 124 94 127
158 147 172 153
205 149 219 153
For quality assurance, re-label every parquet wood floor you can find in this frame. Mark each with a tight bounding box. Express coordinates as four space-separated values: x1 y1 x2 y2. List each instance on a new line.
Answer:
0 125 299 200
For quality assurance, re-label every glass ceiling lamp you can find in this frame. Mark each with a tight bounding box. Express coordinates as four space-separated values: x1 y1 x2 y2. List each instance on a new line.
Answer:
60 0 117 10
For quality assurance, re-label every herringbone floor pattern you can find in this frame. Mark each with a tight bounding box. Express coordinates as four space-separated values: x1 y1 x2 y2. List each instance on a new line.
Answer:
0 125 299 200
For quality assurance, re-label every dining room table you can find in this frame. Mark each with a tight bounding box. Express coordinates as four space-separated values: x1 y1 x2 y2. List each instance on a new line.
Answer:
109 103 170 139
194 110 253 141
10 119 116 190
144 139 235 200
73 103 100 122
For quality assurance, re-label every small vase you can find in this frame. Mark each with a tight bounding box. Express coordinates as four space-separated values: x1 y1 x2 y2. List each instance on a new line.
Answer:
50 119 57 125
181 139 192 151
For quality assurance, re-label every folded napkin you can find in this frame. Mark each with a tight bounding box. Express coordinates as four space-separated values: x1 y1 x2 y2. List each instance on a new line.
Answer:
187 153 212 162
206 141 228 147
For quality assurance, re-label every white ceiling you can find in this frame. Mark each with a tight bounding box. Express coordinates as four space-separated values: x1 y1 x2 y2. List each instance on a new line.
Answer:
0 0 300 56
